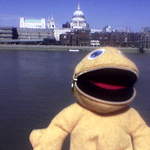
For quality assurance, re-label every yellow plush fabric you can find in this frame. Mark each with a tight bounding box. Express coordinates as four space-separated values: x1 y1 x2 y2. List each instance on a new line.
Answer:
74 47 138 76
30 47 150 150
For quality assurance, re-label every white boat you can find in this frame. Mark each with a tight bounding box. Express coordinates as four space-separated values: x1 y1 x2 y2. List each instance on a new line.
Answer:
69 49 80 52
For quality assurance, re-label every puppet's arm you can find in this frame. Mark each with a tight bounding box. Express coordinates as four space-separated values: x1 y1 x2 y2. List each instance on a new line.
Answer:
129 108 150 150
29 103 83 150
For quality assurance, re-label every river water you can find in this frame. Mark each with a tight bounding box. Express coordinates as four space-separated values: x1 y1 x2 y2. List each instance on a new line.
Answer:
0 50 149 150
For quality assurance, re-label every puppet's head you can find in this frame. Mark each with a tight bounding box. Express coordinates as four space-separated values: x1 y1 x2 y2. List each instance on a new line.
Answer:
72 47 138 114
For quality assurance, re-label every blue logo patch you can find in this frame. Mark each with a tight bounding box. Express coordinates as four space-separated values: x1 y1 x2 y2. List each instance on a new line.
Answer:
88 49 105 59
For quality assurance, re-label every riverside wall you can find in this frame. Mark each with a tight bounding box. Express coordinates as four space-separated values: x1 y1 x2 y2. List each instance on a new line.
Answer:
0 44 150 53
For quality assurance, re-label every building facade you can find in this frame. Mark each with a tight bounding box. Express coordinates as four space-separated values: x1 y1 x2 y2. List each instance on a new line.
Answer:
17 28 54 40
20 17 46 29
90 32 141 47
60 30 90 46
139 32 150 48
0 27 18 42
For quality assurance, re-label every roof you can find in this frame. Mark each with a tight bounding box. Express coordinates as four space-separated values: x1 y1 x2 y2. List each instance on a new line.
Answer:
24 19 43 23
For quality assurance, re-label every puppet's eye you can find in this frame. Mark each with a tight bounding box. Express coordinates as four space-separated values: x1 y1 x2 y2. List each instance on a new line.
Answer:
88 49 105 59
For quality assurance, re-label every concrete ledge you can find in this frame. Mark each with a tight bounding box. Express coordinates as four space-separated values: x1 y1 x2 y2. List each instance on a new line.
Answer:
0 44 150 53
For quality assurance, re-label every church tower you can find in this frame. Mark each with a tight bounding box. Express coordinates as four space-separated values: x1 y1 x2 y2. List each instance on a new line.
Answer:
70 4 89 30
47 16 56 29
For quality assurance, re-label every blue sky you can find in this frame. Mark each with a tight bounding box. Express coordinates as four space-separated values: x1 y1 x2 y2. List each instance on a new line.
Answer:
0 0 150 31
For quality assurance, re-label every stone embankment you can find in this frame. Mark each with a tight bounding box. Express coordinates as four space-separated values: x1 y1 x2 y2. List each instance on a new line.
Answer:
0 44 149 53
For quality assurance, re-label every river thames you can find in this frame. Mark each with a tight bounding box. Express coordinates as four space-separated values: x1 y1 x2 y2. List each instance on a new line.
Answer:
0 50 150 150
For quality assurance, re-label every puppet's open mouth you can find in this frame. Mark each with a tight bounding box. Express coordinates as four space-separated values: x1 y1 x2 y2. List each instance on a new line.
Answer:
76 68 137 102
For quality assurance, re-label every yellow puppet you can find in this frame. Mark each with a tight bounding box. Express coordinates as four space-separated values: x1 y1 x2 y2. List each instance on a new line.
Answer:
30 47 150 150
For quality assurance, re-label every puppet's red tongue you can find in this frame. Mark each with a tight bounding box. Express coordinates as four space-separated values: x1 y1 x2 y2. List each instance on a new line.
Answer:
90 81 126 90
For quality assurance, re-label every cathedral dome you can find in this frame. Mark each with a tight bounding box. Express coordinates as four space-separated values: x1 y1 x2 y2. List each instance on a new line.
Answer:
73 4 85 17
72 16 86 22
70 4 89 30
73 9 84 17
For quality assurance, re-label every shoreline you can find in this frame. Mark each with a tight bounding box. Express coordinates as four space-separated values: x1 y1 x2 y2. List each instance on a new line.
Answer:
0 44 150 53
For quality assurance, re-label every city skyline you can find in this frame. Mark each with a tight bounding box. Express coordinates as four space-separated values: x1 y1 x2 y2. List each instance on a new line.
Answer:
0 0 150 31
